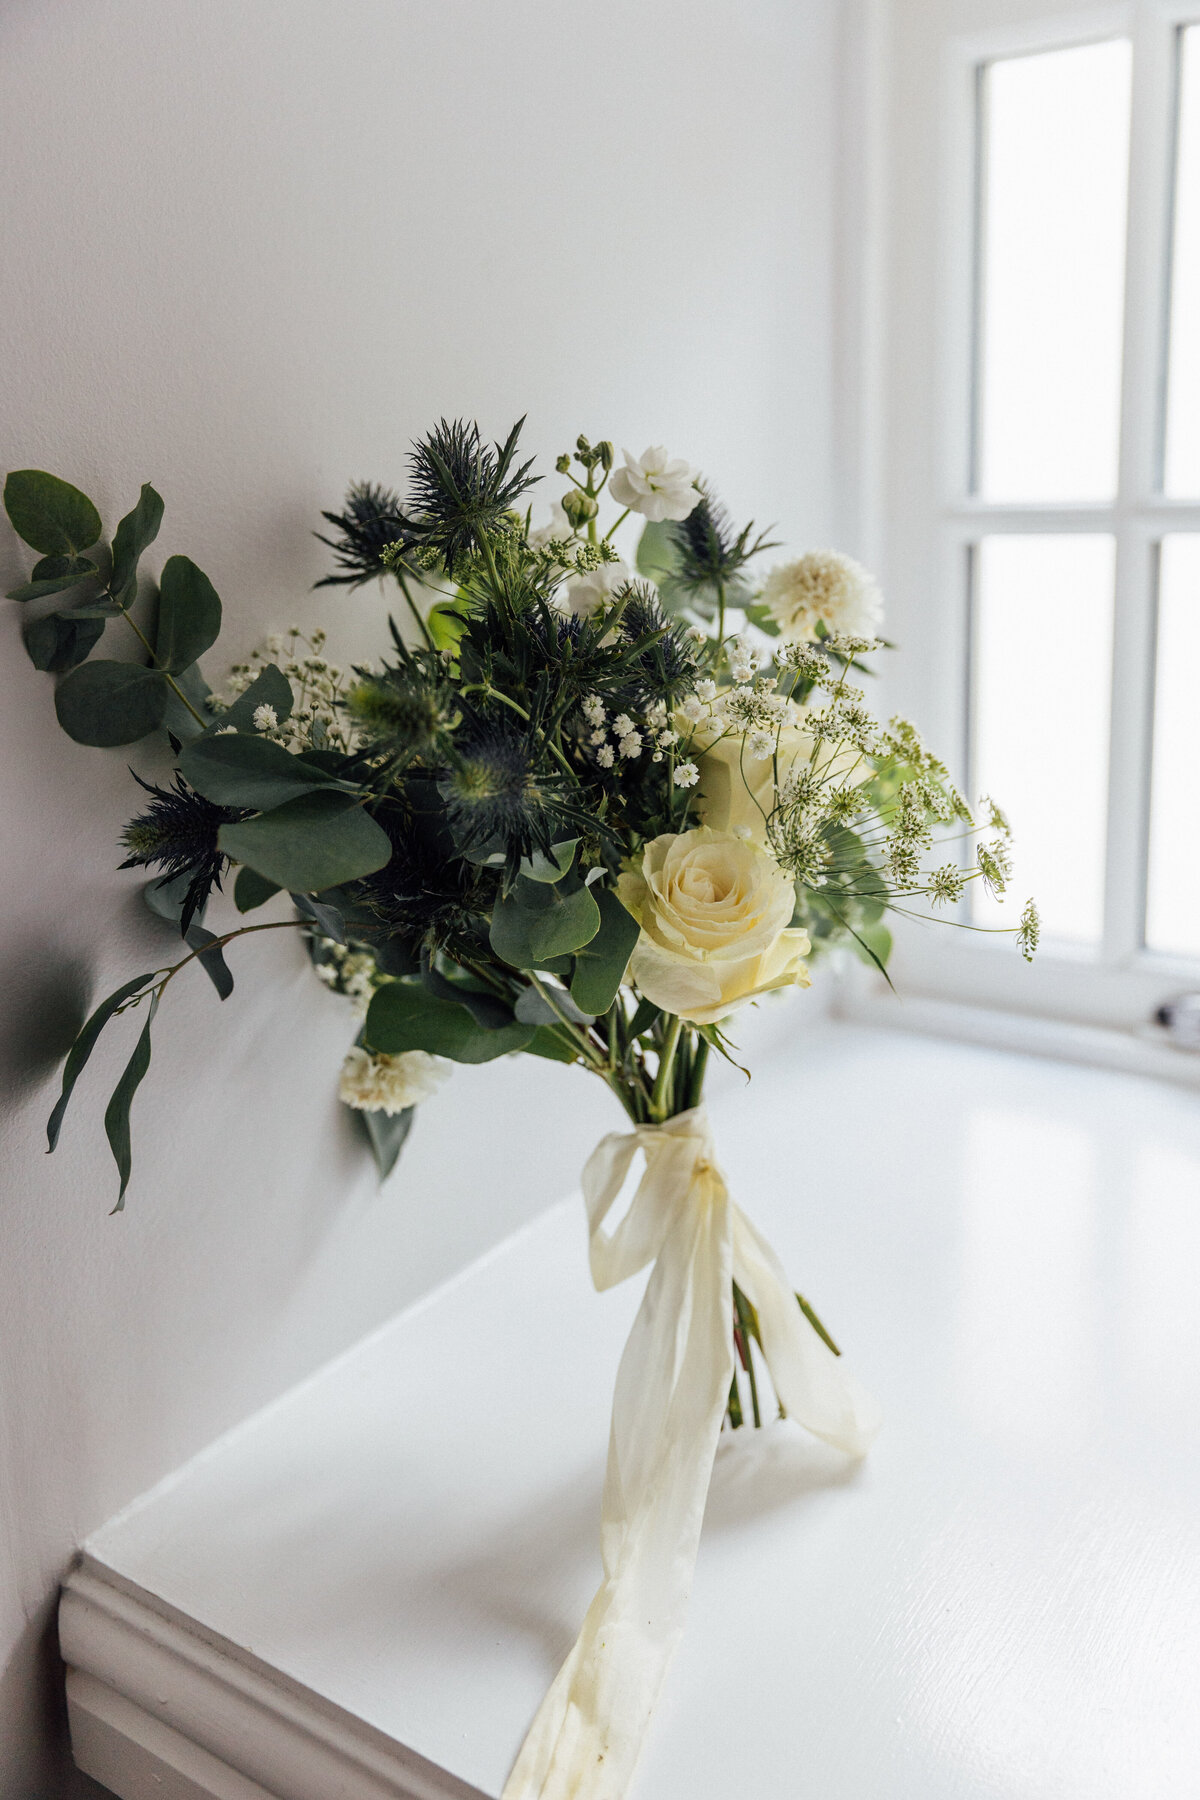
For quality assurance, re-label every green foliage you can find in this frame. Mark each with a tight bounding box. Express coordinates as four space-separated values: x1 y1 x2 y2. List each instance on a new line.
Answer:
105 990 160 1210
154 555 222 673
46 972 156 1152
143 873 234 999
23 610 107 673
109 484 164 604
7 555 100 603
364 980 533 1062
54 660 169 745
489 873 601 969
357 1103 414 1181
4 470 101 557
180 731 354 810
569 887 639 1016
218 790 392 893
234 866 282 911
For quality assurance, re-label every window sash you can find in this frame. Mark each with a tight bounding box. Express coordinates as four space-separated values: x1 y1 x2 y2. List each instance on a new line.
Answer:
926 2 1200 1016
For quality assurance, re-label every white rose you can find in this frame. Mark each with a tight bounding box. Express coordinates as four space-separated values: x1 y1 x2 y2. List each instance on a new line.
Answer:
762 551 883 644
609 446 700 523
338 1047 447 1115
690 710 820 844
617 827 810 1026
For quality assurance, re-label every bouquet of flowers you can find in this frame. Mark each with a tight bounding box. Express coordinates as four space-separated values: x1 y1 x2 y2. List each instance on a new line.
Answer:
4 421 1035 1798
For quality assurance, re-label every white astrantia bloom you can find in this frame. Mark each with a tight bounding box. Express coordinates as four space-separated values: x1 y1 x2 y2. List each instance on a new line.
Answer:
559 557 630 620
762 550 884 645
609 447 700 523
338 1047 448 1116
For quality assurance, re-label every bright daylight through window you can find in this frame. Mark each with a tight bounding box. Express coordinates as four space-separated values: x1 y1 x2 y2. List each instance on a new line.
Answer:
963 22 1200 977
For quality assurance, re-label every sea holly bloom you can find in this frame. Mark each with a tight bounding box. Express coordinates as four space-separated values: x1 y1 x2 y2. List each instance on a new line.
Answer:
609 447 701 523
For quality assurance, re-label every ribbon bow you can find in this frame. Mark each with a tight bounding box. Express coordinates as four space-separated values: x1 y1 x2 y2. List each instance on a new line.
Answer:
503 1106 881 1800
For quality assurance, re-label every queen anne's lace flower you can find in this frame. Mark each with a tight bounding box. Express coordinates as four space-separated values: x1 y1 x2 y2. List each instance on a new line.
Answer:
609 447 700 523
763 551 884 645
338 1047 447 1115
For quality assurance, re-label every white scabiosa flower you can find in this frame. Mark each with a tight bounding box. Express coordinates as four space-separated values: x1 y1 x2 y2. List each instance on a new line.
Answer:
762 551 884 645
609 447 700 523
338 1047 447 1116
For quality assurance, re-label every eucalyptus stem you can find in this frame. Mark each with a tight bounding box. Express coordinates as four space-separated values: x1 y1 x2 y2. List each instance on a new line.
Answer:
120 610 209 727
156 916 309 997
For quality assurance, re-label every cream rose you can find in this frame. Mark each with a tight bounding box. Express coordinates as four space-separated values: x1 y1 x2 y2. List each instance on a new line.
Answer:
691 712 818 843
617 827 810 1026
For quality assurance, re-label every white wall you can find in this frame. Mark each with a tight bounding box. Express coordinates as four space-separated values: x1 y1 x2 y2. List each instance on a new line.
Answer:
0 3 846 1792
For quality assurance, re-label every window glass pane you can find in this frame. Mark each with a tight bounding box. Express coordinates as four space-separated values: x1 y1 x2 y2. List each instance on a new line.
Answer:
1146 537 1200 956
976 41 1132 502
1165 27 1200 496
972 536 1114 945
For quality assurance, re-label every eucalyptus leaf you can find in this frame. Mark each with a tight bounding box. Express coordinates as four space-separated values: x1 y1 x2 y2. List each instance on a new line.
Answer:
141 873 233 995
109 483 164 604
234 866 282 912
105 990 160 1210
489 874 600 970
569 887 639 1016
356 1103 414 1182
7 556 99 602
635 518 681 584
4 470 102 557
23 610 106 673
513 982 594 1027
518 838 579 883
180 731 351 810
627 996 662 1039
291 890 346 943
364 982 533 1063
46 972 156 1152
422 965 515 1030
523 1025 580 1063
218 790 392 893
182 922 235 1001
54 660 169 746
154 554 222 673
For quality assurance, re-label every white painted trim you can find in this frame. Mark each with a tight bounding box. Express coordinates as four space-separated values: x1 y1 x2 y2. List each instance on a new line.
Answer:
835 973 1200 1088
60 1564 487 1800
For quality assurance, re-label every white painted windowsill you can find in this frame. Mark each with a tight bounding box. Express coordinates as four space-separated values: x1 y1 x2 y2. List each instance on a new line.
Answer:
60 1022 1200 1800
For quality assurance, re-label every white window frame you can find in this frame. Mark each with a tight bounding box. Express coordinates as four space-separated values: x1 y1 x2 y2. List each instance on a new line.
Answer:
857 0 1200 1045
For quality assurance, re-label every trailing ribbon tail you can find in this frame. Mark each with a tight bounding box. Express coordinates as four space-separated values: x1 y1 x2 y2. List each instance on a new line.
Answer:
501 1106 880 1800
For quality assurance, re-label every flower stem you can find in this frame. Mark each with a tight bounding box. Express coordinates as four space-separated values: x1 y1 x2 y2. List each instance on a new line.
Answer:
120 610 209 728
650 1014 683 1119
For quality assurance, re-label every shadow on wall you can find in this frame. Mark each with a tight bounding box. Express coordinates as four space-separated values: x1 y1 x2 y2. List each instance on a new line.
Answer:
0 935 91 1102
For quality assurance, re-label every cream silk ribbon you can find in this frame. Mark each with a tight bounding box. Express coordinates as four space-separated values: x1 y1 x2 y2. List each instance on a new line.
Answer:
502 1105 882 1800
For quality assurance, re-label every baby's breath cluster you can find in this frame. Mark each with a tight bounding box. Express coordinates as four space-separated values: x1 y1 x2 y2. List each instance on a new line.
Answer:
208 627 358 752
